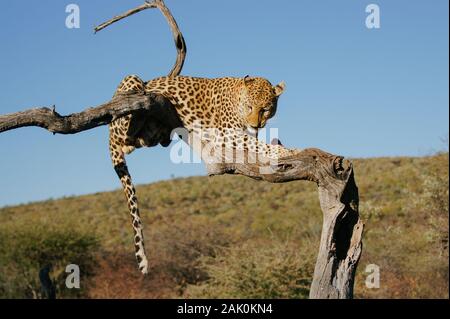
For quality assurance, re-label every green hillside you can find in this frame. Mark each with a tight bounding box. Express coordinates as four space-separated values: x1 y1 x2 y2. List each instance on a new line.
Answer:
0 154 448 299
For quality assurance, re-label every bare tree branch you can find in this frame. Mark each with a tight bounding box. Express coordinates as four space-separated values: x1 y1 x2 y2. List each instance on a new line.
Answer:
0 93 163 134
94 2 158 33
95 0 186 77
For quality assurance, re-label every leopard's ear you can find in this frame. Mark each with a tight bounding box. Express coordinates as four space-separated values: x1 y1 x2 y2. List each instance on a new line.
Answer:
274 81 286 97
244 75 254 85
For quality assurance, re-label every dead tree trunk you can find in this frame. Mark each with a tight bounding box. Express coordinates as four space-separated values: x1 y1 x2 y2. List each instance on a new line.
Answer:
204 148 364 299
310 160 363 298
0 0 363 298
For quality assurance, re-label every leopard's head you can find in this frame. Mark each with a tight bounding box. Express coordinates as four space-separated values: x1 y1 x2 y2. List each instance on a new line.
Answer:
240 76 285 135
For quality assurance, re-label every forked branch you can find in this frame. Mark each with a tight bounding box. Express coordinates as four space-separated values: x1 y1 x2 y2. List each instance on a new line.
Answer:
95 0 186 77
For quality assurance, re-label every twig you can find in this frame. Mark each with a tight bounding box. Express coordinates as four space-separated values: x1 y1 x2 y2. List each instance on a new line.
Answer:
94 0 186 77
94 1 157 33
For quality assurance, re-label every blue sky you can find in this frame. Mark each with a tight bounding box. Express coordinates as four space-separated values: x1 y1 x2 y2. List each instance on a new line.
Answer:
0 0 448 207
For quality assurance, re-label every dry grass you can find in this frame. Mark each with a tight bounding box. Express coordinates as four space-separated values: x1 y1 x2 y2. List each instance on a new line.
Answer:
0 153 448 298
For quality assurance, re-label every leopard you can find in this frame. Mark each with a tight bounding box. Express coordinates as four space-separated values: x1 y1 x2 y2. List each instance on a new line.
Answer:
109 74 299 274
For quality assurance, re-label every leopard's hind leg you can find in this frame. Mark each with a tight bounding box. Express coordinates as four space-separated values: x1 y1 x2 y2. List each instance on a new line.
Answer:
109 75 149 274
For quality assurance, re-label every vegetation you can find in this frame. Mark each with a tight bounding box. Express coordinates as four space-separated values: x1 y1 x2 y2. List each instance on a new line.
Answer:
185 238 315 299
0 224 99 298
0 153 448 298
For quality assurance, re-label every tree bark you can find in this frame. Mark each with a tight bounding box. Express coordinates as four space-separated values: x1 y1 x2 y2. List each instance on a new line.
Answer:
0 93 160 134
309 159 363 298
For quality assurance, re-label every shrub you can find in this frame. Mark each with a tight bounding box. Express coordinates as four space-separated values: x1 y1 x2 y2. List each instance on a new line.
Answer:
356 153 449 299
87 251 177 299
420 166 449 254
0 224 99 299
148 218 232 287
184 238 315 299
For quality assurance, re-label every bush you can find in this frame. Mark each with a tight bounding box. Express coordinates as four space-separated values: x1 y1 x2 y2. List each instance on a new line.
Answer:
420 165 449 254
184 238 315 299
356 153 449 299
87 251 178 299
148 219 232 287
0 224 100 299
